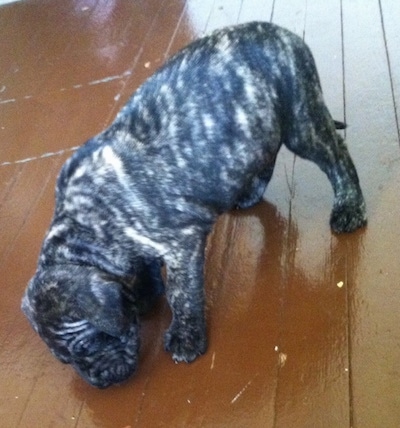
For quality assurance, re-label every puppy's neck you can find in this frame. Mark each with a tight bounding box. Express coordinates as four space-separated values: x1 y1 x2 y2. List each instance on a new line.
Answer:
39 217 140 279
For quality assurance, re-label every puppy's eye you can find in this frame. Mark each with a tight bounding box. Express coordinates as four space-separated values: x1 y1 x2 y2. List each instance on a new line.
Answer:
50 346 72 364
69 330 108 357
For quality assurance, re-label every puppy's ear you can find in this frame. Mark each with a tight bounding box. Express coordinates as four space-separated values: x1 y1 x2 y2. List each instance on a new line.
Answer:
77 278 131 337
21 283 39 333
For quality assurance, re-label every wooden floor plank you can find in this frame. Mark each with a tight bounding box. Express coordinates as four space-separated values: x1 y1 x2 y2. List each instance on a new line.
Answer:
342 1 400 426
379 0 400 143
238 0 274 23
202 0 244 31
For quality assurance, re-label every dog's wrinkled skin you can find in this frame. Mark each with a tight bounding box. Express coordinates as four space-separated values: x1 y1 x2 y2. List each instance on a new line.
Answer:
22 261 163 388
22 22 367 388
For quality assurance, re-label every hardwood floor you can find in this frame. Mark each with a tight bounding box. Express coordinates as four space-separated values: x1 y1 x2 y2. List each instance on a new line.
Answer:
0 1 399 426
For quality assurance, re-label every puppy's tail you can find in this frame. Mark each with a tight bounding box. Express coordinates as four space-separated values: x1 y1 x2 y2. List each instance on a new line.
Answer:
334 120 347 130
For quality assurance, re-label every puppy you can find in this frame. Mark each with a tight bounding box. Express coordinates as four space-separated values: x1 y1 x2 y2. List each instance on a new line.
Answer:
22 21 366 388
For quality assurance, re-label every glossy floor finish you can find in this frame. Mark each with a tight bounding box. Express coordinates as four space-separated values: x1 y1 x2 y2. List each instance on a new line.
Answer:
1 1 399 427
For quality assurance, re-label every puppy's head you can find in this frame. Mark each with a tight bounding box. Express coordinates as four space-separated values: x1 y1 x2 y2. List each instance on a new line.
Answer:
21 264 139 388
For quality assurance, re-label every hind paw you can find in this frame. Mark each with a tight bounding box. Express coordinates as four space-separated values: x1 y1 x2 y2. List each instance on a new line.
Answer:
330 200 367 233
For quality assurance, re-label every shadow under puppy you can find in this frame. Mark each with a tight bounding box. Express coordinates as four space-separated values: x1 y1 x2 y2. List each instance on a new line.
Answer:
22 21 367 388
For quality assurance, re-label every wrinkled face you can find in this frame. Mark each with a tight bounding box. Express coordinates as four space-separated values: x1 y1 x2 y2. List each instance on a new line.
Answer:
46 319 138 388
21 266 141 388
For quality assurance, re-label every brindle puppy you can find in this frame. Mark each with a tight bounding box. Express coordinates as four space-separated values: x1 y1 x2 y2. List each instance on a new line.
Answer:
22 22 367 388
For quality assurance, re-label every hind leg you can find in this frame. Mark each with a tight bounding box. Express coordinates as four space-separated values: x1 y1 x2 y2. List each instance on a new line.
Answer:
285 114 366 233
324 134 367 232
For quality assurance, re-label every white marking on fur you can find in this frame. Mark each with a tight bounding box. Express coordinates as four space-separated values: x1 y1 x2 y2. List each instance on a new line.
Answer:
70 161 89 180
102 146 123 171
176 156 187 168
235 106 252 138
202 114 215 130
45 224 67 241
41 282 59 292
91 283 108 305
59 320 89 334
48 320 89 336
101 146 130 187
124 227 167 254
244 81 257 104
218 34 232 55
181 226 196 236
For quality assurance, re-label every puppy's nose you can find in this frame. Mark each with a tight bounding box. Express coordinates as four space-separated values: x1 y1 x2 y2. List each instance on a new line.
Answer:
87 363 136 388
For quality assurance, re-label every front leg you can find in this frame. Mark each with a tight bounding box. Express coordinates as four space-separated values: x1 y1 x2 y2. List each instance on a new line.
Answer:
133 259 164 315
164 237 207 363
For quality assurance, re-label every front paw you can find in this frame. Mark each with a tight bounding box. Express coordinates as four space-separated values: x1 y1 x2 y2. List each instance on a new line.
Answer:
164 321 207 363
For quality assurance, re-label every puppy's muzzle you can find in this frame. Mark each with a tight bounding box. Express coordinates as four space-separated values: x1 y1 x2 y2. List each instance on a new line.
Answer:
62 323 140 388
23 300 140 388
